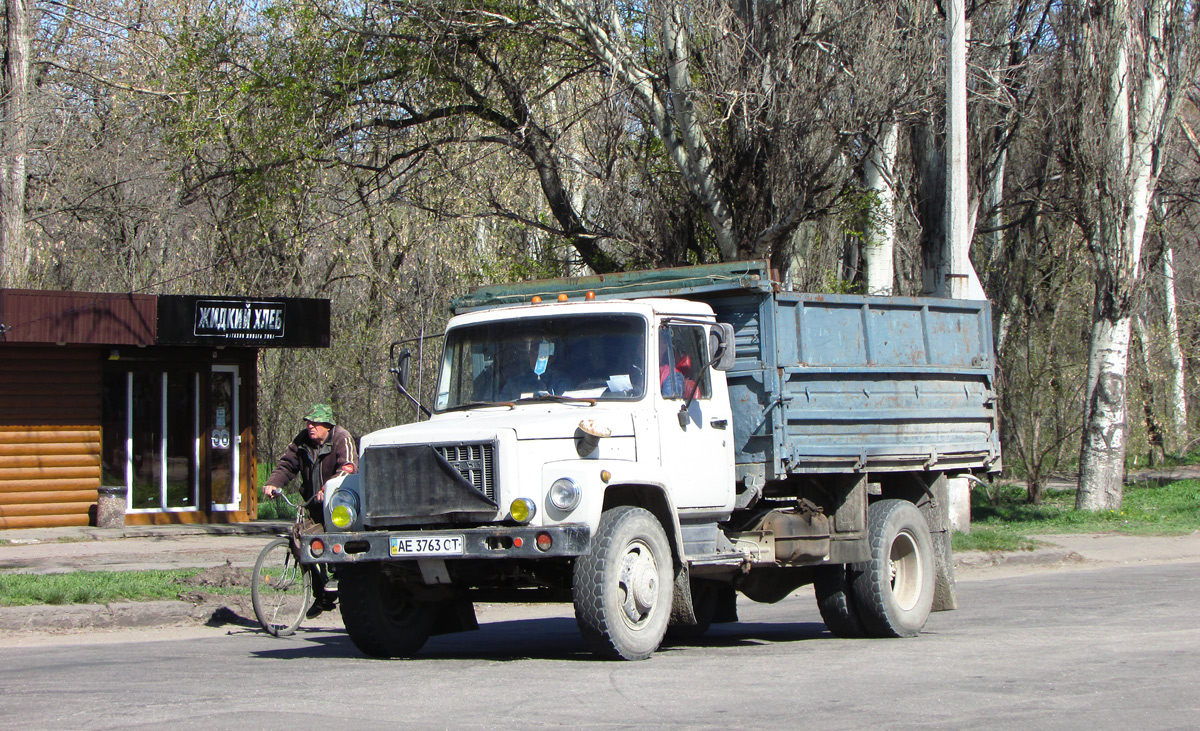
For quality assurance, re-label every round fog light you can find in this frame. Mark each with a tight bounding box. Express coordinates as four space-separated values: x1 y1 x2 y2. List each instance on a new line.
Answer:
509 497 536 524
549 478 581 511
331 504 356 529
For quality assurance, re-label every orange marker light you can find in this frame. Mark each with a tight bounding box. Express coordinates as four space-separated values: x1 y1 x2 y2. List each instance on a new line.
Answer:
531 296 542 303
558 293 569 302
585 291 596 300
513 536 524 548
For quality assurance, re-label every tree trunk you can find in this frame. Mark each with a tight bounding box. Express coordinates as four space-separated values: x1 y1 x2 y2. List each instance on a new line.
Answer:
1133 315 1166 466
1 0 32 287
1163 244 1189 455
862 121 897 295
1077 312 1132 511
911 122 945 297
1075 0 1173 512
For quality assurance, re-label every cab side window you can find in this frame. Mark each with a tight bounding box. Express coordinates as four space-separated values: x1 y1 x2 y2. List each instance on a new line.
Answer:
659 325 710 399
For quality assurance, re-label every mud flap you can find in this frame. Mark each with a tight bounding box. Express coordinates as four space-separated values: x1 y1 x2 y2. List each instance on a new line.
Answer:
432 598 479 635
927 475 958 612
670 565 698 627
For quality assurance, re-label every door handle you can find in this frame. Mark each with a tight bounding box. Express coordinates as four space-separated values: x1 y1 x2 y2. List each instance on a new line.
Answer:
710 419 728 429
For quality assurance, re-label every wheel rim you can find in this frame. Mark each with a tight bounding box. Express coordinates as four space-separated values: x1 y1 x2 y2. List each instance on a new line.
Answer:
254 543 309 634
617 538 661 628
888 529 923 612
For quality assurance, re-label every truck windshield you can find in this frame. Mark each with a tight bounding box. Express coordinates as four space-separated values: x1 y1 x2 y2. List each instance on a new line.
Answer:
434 314 647 410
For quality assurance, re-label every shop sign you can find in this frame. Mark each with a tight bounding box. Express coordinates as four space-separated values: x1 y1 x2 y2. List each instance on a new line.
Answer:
156 295 330 348
194 300 286 339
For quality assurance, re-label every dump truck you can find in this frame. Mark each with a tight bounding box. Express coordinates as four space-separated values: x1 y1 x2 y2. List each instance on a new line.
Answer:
302 261 1001 660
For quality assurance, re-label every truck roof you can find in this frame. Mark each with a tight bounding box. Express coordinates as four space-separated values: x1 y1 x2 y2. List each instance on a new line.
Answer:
452 261 774 313
447 297 716 326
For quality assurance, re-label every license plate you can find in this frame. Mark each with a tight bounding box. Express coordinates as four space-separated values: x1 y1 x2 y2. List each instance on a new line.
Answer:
389 535 464 557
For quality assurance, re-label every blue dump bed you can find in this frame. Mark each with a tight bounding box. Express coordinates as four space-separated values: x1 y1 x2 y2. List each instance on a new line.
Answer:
456 261 1001 481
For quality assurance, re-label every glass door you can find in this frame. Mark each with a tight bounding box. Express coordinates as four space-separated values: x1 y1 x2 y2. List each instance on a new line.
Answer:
107 369 199 514
210 366 241 511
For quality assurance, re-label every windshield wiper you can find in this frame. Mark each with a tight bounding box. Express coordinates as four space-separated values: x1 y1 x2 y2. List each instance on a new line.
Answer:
514 394 597 406
441 400 515 413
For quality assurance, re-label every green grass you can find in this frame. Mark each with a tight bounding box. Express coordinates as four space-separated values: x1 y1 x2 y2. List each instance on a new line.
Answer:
0 569 250 607
952 530 1044 552
953 478 1200 552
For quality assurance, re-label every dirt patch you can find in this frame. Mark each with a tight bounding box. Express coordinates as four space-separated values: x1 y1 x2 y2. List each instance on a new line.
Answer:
175 560 251 589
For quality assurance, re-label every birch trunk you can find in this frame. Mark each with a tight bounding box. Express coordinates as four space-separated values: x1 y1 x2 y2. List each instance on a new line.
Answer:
1076 0 1171 512
1163 245 1189 454
1078 313 1133 511
862 121 898 295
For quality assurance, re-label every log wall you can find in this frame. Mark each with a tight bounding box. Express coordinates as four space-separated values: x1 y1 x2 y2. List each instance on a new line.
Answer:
0 346 102 529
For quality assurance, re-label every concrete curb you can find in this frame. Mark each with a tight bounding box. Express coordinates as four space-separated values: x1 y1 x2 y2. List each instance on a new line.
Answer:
0 597 256 633
1 523 287 545
954 548 1087 570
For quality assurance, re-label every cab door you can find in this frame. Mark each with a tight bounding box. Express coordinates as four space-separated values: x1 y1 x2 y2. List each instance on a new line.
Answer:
656 323 735 511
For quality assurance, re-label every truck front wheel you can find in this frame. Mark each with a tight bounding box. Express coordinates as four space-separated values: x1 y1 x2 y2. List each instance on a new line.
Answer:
573 506 674 660
338 563 436 658
850 499 935 638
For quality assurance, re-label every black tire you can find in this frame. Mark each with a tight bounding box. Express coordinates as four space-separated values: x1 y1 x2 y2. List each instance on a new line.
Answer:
251 537 311 637
850 499 935 638
338 563 436 658
813 564 866 638
573 506 674 660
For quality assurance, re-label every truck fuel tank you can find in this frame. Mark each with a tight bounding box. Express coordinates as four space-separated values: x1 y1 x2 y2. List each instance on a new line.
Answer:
757 501 831 564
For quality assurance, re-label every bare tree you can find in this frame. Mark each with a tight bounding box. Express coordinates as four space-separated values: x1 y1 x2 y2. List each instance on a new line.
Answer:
1061 0 1196 511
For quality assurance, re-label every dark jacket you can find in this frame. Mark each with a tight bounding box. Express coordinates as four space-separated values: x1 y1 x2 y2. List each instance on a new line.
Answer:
265 425 358 502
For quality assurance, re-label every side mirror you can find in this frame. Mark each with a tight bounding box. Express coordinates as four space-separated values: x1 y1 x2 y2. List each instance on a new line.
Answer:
390 343 411 390
709 323 737 371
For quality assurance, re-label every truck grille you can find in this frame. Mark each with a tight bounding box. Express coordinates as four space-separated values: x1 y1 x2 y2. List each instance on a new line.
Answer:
434 442 496 502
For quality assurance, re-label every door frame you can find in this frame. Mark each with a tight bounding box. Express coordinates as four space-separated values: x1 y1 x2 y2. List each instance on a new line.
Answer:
209 365 241 512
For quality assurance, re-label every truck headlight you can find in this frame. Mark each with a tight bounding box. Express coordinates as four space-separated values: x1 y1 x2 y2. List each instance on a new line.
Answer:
509 497 536 524
549 478 581 512
329 490 359 529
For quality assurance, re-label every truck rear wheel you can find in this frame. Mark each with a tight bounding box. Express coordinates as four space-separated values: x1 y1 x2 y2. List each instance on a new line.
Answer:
573 506 673 660
851 499 935 638
338 563 436 658
813 564 866 638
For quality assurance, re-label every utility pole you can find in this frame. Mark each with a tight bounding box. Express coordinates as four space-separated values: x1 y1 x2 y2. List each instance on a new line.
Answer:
944 0 971 300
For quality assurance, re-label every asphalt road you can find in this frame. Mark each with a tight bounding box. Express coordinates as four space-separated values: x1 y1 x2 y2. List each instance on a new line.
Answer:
2 562 1197 730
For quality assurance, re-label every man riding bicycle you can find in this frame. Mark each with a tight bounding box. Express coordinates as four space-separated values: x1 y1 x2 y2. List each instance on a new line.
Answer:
263 402 358 617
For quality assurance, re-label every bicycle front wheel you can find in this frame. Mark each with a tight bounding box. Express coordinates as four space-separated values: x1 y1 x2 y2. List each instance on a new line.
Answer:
252 537 311 637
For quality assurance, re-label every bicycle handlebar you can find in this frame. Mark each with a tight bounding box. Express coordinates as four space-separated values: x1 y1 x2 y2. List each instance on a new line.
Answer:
272 493 321 509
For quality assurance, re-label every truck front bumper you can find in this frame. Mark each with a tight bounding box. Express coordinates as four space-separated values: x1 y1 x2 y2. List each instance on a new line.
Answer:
297 524 591 564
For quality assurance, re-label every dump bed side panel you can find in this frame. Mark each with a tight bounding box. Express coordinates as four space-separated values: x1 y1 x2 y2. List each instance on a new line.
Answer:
709 292 1000 480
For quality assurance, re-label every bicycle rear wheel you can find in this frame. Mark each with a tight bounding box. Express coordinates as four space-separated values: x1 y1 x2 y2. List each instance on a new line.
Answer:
252 537 311 636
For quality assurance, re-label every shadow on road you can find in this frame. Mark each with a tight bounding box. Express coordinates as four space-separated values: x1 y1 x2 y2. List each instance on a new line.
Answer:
246 616 831 662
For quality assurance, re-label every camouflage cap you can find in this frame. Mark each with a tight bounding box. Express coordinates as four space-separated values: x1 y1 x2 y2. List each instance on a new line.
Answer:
303 403 335 426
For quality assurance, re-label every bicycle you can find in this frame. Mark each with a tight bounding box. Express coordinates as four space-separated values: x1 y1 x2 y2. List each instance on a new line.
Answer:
251 493 335 636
